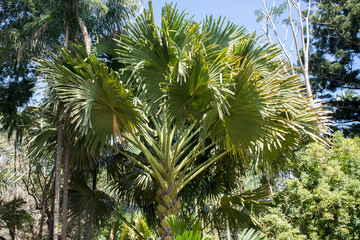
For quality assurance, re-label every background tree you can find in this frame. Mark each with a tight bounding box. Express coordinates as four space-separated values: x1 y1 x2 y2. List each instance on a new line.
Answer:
0 0 142 115
0 1 142 238
309 0 360 135
261 132 360 239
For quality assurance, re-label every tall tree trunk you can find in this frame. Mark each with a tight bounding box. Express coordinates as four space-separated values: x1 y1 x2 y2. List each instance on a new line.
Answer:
85 168 97 240
109 217 115 240
53 120 63 240
47 201 54 240
226 218 231 240
12 116 20 240
64 0 78 48
56 0 77 238
39 167 55 239
77 214 82 240
61 137 71 239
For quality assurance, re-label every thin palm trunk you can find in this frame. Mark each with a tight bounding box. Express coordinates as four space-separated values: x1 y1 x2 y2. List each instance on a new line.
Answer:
58 1 77 238
12 117 20 240
226 218 231 240
53 120 63 240
85 167 97 240
47 203 54 240
77 214 82 240
61 137 71 239
39 167 55 239
109 217 115 240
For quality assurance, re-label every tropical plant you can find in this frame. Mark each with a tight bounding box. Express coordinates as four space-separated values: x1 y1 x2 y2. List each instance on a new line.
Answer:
207 184 271 234
166 215 266 240
166 216 210 240
37 3 328 239
238 229 267 240
118 216 155 240
0 198 33 240
0 168 23 194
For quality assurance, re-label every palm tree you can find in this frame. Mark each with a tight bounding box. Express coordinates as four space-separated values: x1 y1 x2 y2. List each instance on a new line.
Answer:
37 3 328 239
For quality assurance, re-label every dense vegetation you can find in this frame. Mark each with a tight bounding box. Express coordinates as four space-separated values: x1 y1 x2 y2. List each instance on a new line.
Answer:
262 132 360 239
0 0 358 239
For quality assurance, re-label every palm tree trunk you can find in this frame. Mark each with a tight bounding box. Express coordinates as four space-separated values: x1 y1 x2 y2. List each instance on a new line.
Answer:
226 218 231 240
46 204 54 240
77 214 82 240
39 167 55 239
85 167 97 240
155 185 180 240
11 117 20 240
61 137 71 239
53 119 63 240
109 217 115 240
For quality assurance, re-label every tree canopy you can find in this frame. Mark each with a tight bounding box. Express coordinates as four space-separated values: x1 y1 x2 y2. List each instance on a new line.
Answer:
262 132 360 239
309 0 360 134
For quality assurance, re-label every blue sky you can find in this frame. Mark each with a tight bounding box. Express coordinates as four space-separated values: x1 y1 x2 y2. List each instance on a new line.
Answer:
149 1 264 35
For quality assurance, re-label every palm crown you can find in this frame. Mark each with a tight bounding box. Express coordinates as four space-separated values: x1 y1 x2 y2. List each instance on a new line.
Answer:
37 3 328 239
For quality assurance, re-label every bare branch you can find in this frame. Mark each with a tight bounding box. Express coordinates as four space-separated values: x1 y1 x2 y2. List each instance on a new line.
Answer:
261 0 295 72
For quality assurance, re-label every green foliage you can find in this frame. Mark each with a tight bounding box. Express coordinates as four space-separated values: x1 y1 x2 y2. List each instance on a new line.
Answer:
119 216 155 240
0 0 141 117
238 229 267 240
0 168 24 193
208 184 272 231
34 3 329 239
68 176 115 227
167 216 211 240
0 198 33 238
309 0 360 133
0 0 36 115
175 231 211 240
261 132 360 239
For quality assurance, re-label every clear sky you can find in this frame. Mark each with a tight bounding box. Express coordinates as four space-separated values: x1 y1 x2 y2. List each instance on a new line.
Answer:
149 0 264 35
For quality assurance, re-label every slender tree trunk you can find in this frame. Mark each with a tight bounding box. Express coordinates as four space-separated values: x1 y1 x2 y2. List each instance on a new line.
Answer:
64 0 78 48
9 228 15 240
39 167 55 239
85 168 97 240
12 117 20 240
47 202 54 240
53 0 77 238
53 120 63 240
109 217 115 240
61 137 71 239
226 218 231 240
77 214 82 240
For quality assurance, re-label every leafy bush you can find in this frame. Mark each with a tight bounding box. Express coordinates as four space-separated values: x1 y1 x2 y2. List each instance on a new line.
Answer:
261 132 360 239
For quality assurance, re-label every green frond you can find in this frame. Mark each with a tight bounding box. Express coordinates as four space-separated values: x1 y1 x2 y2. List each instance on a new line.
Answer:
238 229 266 240
37 46 144 153
209 184 271 231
